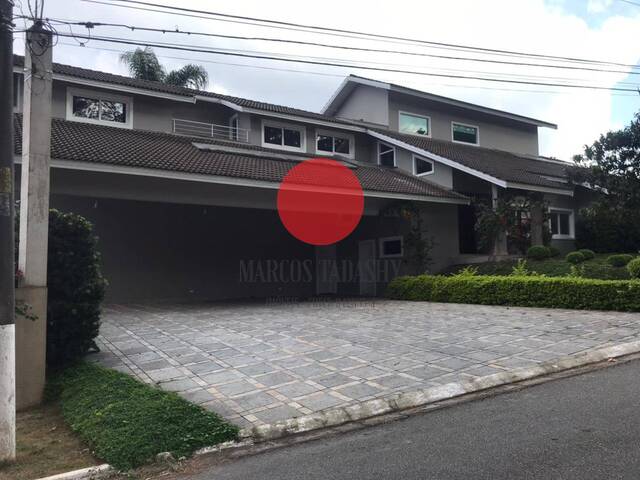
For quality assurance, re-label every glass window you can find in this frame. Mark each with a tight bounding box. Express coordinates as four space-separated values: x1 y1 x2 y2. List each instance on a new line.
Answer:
264 125 282 145
399 112 429 136
414 156 434 176
551 211 571 236
452 123 478 144
316 133 352 156
317 135 333 152
72 96 127 123
378 143 395 167
73 96 100 120
334 136 350 154
264 124 303 149
283 128 301 148
229 115 239 140
13 72 21 108
100 100 126 123
380 237 403 257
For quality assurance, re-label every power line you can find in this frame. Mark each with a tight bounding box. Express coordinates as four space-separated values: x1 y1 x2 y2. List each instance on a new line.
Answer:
52 31 640 93
55 40 640 97
38 17 640 77
617 0 640 7
89 0 640 70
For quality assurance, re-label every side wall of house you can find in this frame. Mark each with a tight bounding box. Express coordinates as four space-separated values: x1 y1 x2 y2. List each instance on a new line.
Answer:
388 92 540 155
333 84 389 126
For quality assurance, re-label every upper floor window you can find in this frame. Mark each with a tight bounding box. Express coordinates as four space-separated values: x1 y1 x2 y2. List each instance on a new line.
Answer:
262 120 305 152
399 112 430 136
413 155 434 176
315 130 354 158
66 87 132 128
379 236 403 258
550 208 574 239
452 122 479 145
229 114 239 141
378 142 396 167
13 72 22 110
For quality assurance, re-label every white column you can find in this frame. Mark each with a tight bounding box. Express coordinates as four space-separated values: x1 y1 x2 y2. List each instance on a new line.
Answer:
0 324 15 462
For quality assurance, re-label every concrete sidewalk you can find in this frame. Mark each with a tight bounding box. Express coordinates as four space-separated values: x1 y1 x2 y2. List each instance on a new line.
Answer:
91 300 640 432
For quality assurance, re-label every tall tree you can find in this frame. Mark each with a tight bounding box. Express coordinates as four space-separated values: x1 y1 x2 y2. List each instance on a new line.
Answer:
119 47 209 90
570 111 640 251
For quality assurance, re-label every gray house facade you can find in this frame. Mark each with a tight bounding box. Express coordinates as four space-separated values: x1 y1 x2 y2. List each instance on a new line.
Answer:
12 57 583 303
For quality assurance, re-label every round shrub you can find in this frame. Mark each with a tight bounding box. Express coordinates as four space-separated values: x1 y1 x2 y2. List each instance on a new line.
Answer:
47 209 107 366
566 251 586 264
628 258 640 279
607 254 634 267
527 245 550 260
548 246 561 258
578 249 596 260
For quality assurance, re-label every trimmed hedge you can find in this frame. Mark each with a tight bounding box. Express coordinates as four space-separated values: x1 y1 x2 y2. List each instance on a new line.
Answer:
566 251 585 264
526 245 550 260
386 274 640 311
628 258 640 279
48 363 239 470
608 254 634 267
578 249 596 260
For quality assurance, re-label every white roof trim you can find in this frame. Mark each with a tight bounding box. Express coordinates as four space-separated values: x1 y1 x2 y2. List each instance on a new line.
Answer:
504 181 573 196
367 130 508 188
194 95 244 111
321 76 391 115
242 107 366 133
16 156 467 205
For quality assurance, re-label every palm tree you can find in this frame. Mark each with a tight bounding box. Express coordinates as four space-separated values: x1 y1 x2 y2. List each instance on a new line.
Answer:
119 47 209 90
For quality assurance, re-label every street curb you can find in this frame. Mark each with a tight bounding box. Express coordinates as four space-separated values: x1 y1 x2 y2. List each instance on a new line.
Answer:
33 464 113 480
238 339 640 442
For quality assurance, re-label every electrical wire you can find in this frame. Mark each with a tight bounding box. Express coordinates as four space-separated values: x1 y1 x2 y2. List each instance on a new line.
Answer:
35 17 640 77
55 40 640 97
51 31 640 93
87 0 640 70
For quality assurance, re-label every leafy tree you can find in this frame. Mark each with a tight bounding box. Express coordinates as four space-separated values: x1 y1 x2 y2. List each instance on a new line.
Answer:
571 112 640 252
120 47 209 90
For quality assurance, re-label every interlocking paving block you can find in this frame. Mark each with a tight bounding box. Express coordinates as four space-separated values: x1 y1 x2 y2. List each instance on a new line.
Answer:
96 301 640 431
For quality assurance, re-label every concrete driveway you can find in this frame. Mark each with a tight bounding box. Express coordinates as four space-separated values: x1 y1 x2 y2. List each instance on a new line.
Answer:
92 300 640 430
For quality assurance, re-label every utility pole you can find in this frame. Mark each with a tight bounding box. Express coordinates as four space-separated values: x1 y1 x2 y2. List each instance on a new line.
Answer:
0 0 16 464
15 17 52 410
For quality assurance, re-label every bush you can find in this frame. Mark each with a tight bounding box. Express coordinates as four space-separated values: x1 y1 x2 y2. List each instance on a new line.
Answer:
527 245 550 260
386 274 640 311
547 246 561 258
628 258 640 279
576 207 640 253
566 251 585 264
608 254 634 267
47 210 107 366
578 249 596 260
48 363 238 470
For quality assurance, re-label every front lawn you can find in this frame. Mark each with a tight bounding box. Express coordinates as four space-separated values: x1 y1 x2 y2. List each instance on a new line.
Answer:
447 254 635 280
47 362 239 471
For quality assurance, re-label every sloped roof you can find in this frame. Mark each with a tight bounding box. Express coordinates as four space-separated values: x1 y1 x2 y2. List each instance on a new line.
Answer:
323 74 557 129
13 115 467 202
13 55 359 128
370 129 573 192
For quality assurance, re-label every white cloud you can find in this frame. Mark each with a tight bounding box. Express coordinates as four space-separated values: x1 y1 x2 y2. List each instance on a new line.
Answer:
587 0 613 14
22 0 640 160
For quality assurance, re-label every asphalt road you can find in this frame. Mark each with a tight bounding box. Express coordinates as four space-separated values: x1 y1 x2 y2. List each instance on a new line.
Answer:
188 360 640 479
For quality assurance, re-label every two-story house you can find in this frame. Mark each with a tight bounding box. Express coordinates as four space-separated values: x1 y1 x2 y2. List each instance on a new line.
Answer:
12 56 585 303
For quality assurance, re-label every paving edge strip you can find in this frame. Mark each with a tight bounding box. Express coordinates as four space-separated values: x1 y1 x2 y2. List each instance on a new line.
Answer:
34 464 114 480
237 339 640 442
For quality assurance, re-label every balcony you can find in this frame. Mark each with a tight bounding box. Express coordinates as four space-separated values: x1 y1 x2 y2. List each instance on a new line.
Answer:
172 118 249 143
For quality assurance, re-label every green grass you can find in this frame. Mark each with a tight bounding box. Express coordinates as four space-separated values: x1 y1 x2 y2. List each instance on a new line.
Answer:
447 254 635 280
47 362 238 471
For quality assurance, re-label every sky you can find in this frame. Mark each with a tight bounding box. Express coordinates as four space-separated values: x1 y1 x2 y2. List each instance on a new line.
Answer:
13 0 640 161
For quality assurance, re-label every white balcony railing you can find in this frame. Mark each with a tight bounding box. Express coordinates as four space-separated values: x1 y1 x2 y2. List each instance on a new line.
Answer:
172 118 249 143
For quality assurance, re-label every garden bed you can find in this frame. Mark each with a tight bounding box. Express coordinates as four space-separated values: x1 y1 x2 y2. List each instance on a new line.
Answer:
48 362 239 471
387 274 640 311
446 253 635 280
